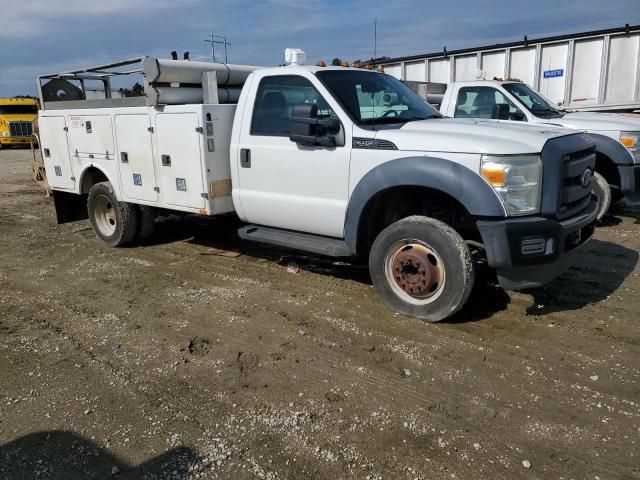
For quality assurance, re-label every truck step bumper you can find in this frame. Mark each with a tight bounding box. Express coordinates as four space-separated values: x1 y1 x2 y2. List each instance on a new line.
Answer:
477 195 598 290
495 246 583 290
238 225 352 257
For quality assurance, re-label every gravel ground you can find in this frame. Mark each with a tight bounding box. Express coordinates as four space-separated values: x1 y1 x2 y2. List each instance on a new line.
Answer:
1 148 639 480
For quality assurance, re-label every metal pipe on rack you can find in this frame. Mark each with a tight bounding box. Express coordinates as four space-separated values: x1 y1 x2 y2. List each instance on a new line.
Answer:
143 57 260 85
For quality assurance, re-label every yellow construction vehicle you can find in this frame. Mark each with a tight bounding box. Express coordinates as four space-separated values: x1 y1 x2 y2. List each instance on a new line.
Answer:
0 97 38 148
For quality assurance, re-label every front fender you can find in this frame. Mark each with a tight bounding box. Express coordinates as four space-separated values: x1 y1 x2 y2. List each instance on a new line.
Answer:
343 156 507 252
590 132 635 165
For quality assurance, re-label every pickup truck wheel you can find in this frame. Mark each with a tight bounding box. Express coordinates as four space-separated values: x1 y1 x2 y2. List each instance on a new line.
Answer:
592 171 611 221
87 182 138 247
369 216 474 322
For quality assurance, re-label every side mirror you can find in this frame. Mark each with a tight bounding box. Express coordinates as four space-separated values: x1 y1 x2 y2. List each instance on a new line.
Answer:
512 110 526 121
492 103 510 120
289 104 341 147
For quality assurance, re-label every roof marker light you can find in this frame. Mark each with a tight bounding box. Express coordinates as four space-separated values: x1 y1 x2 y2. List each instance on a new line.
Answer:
285 48 306 66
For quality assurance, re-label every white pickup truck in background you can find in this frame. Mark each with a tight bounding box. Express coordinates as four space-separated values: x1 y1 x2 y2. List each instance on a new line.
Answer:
437 80 640 219
37 51 599 322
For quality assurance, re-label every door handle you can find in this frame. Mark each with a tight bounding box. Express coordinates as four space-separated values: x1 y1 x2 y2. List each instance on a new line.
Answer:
240 149 251 168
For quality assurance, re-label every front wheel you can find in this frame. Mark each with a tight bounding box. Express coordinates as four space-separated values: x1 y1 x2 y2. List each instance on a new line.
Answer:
592 171 611 221
87 182 138 247
369 216 475 322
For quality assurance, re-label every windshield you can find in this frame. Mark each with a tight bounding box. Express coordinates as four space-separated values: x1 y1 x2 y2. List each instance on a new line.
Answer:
502 83 563 117
0 104 37 115
316 70 441 125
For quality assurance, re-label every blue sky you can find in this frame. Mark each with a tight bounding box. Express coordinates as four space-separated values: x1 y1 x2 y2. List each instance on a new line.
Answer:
1 0 639 96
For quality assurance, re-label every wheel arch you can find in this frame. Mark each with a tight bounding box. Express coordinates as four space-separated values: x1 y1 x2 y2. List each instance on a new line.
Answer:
78 165 117 196
590 133 632 188
344 156 506 254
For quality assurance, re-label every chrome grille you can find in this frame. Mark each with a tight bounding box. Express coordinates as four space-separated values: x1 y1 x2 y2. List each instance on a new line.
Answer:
558 147 595 219
8 121 33 137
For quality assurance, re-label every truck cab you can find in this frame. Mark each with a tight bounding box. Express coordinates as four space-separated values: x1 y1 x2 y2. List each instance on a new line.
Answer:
439 80 640 217
37 56 599 322
230 65 598 319
0 98 38 148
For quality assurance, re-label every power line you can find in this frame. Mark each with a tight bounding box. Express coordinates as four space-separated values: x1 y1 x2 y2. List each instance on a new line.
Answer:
204 34 231 63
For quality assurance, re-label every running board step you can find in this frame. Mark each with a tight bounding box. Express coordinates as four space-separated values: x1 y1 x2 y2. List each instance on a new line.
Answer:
238 225 352 257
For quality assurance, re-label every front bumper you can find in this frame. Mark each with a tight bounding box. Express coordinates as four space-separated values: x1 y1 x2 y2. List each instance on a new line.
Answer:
0 136 34 146
618 164 640 206
477 195 598 290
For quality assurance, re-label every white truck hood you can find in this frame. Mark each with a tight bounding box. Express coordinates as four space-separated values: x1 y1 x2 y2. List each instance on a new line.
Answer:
376 118 574 155
550 112 640 132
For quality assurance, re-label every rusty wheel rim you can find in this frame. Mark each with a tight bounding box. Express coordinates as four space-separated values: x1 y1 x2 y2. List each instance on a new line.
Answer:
93 194 117 237
384 239 446 305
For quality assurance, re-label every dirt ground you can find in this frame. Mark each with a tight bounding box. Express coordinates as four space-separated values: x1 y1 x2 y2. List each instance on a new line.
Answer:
0 148 638 480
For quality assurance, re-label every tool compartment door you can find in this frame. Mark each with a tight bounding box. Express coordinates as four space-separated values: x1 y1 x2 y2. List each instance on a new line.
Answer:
39 116 75 190
66 115 115 160
155 113 205 209
114 115 158 202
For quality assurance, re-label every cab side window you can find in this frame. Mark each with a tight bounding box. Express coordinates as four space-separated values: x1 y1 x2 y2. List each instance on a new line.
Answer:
251 75 335 136
454 86 525 121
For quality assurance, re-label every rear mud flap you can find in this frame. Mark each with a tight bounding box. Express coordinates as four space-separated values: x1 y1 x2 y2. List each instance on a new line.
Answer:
52 190 88 224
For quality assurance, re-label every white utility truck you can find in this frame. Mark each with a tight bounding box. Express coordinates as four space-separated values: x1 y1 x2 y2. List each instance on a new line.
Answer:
437 79 640 219
37 50 599 322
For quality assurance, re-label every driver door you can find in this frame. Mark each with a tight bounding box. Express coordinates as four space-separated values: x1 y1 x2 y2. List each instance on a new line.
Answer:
235 74 350 238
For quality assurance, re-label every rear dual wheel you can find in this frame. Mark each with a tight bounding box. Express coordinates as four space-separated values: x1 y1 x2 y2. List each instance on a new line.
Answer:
369 216 475 322
88 182 138 247
88 182 155 247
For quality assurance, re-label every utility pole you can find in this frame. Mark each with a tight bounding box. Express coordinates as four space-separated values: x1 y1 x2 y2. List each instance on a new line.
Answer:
205 34 216 62
204 34 231 63
373 18 378 68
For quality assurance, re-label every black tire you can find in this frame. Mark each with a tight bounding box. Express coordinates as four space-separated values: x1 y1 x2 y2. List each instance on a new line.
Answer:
592 171 611 221
369 215 475 322
87 182 138 247
135 205 157 242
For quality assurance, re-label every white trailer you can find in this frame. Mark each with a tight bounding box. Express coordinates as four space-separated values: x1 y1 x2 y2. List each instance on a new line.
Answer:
378 24 640 113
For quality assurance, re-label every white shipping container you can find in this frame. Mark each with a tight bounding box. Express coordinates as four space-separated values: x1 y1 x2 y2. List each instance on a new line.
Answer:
383 25 640 112
405 61 426 82
384 64 402 79
605 34 640 104
509 47 536 87
538 43 569 105
482 51 506 81
454 55 476 81
570 39 603 107
429 58 450 83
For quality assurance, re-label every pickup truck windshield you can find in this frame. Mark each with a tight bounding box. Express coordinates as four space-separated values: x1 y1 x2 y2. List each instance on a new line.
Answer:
502 83 564 118
0 105 38 114
316 70 441 125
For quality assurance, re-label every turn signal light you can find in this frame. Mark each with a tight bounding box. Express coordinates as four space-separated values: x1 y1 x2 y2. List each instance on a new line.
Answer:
620 135 638 148
481 163 506 187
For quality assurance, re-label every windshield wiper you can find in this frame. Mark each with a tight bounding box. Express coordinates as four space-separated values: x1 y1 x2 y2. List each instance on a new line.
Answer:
532 105 560 114
397 114 442 121
362 114 441 125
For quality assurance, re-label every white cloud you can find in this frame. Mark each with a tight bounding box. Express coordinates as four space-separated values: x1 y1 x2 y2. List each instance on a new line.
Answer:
0 55 133 95
0 0 197 38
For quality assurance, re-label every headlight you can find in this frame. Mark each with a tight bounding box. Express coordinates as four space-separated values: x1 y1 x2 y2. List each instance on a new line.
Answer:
481 154 542 216
1 131 9 137
619 132 640 162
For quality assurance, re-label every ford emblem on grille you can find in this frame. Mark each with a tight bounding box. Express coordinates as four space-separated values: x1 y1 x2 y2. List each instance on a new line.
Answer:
581 168 593 188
